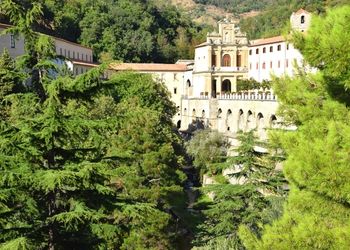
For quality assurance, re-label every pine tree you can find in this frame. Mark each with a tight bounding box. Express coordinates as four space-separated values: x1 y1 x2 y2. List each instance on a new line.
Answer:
192 131 285 249
239 6 350 249
0 1 185 249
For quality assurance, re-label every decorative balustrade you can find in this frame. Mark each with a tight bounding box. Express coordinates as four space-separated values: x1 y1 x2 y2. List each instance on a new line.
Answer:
217 92 277 101
211 66 248 72
183 92 277 101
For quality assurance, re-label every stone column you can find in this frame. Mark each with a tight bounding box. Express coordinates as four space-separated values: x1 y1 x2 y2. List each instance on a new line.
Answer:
232 76 237 92
217 76 222 96
233 49 237 68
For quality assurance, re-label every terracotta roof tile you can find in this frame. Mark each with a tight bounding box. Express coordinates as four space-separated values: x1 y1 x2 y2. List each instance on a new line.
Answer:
295 8 309 14
249 36 285 46
109 63 188 72
0 22 92 50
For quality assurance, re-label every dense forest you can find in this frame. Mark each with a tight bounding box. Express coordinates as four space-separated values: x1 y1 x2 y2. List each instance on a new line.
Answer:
0 0 209 63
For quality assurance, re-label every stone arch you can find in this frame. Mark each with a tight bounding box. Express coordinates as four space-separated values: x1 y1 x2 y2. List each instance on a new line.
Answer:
222 54 231 67
246 110 255 131
226 109 233 132
186 79 193 96
217 108 222 118
270 115 277 128
238 109 244 131
222 79 231 93
177 120 181 129
257 113 264 129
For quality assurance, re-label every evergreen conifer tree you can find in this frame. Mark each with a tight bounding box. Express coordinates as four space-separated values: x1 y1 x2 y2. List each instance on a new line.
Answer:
192 131 285 249
239 6 350 249
0 1 185 249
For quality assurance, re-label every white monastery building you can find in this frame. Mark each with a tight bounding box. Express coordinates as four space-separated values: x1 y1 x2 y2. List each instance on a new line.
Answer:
0 9 311 138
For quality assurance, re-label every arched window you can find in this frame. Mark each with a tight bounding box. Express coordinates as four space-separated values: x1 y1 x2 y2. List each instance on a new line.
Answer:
201 110 206 119
270 115 277 128
217 108 222 118
301 15 305 24
222 54 231 67
222 79 231 93
262 62 266 69
192 109 196 118
277 45 281 51
226 109 233 131
263 47 266 53
238 109 244 131
256 48 259 54
247 110 254 130
257 113 264 128
177 120 181 129
269 46 273 52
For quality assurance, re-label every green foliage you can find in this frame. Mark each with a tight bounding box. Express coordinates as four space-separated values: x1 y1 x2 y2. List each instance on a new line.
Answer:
236 79 271 92
0 2 185 249
193 0 272 14
186 129 229 175
291 5 350 104
241 6 350 249
239 0 349 39
191 131 286 249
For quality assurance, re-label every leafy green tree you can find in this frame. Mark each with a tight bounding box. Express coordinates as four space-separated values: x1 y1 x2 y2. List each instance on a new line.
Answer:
0 1 185 249
186 129 229 176
240 6 350 249
192 131 285 249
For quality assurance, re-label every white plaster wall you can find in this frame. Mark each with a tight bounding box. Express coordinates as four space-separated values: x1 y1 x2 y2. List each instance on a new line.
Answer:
248 41 304 82
194 46 210 72
55 39 93 62
0 28 25 58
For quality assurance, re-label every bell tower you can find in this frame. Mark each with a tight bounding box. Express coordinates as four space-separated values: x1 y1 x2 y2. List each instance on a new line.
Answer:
290 9 311 33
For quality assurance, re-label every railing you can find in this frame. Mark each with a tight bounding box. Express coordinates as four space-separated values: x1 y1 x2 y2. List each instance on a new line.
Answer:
212 66 248 72
217 92 277 101
182 92 277 101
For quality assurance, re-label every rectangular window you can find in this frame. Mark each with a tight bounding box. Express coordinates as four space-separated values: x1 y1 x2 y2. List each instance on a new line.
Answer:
60 48 63 55
86 55 88 61
249 50 252 55
278 61 281 68
68 50 71 58
256 48 259 54
90 55 92 62
263 47 266 53
64 49 66 57
174 88 177 94
262 62 266 69
270 61 273 68
277 45 281 51
77 52 79 60
287 44 289 50
73 51 75 59
80 68 83 74
249 63 252 70
269 46 273 52
256 63 259 70
10 35 15 48
286 59 289 68
212 54 216 67
75 68 78 75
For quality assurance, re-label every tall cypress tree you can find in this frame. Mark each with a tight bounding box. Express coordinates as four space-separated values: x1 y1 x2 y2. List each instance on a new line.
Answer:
239 6 350 249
